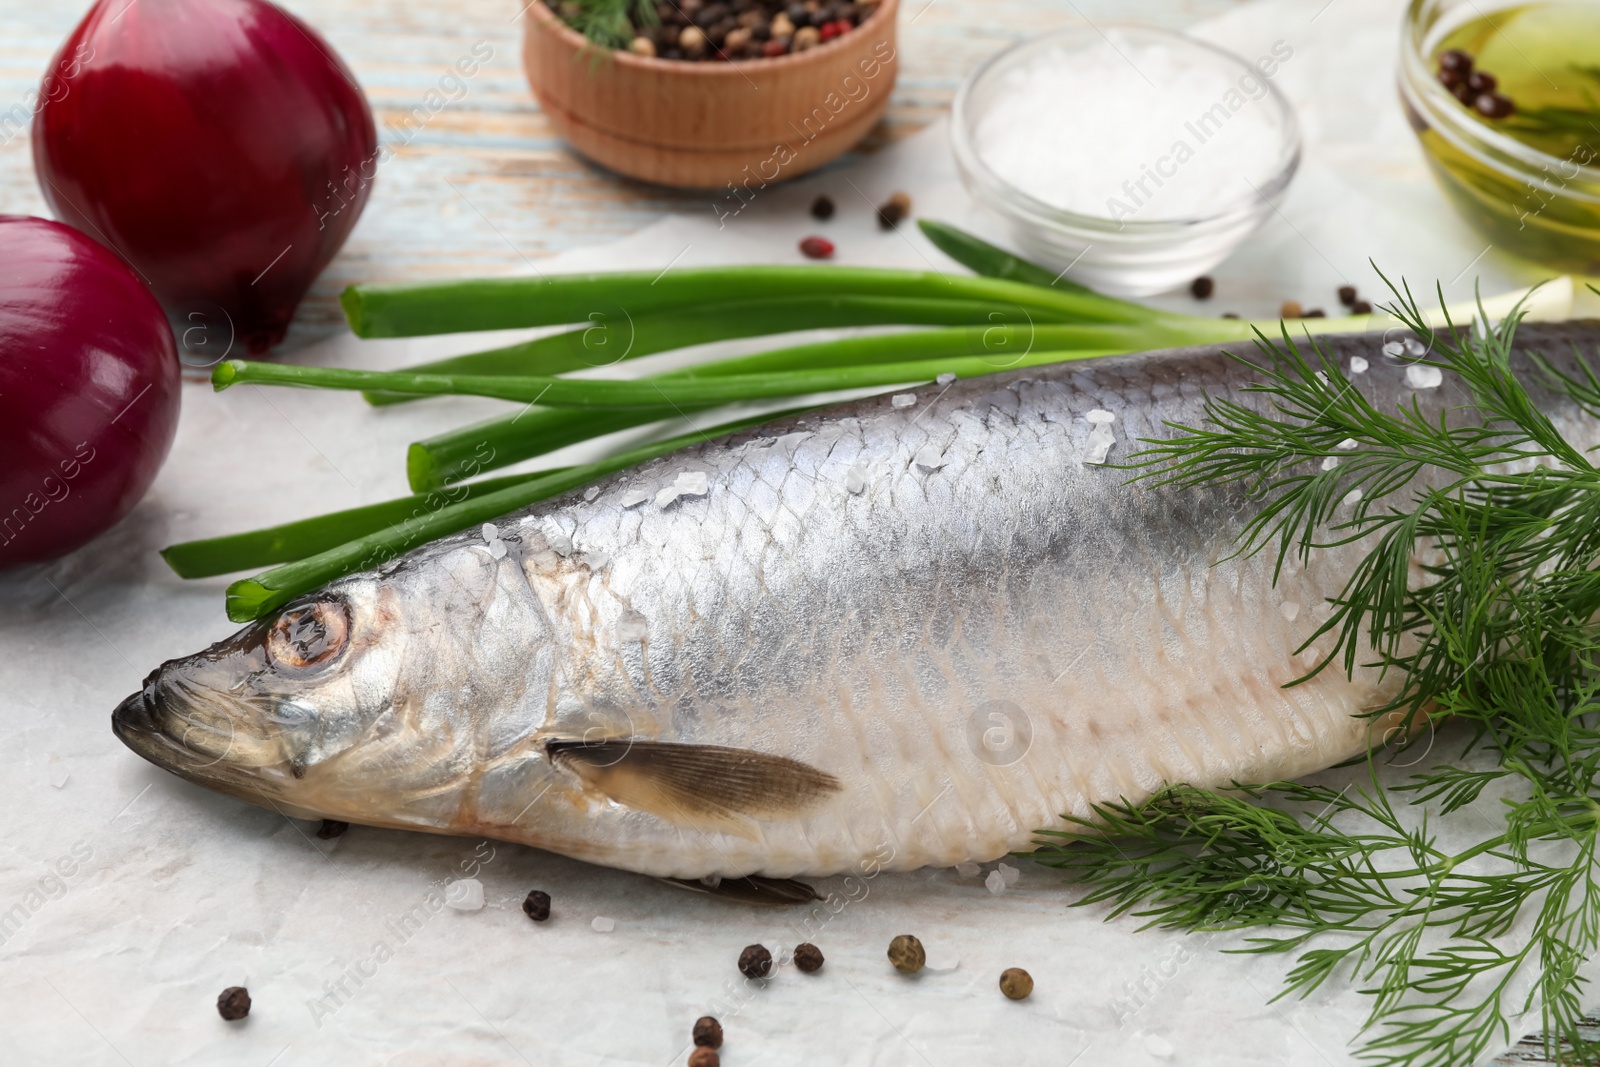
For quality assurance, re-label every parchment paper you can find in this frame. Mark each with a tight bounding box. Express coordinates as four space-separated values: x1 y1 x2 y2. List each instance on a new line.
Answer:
2 0 1592 1064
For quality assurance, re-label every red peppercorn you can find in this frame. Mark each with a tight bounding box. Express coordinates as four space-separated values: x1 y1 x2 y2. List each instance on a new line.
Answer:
819 20 841 40
763 37 788 56
799 236 834 259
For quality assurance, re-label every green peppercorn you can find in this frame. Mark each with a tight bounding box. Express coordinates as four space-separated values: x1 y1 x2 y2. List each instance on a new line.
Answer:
887 934 925 974
999 967 1034 1000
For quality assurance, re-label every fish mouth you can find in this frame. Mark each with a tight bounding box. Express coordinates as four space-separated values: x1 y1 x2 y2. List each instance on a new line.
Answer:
111 680 255 788
111 686 167 760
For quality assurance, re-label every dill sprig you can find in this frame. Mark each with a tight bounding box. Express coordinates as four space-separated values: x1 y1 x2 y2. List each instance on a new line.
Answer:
1036 281 1600 1066
554 0 659 50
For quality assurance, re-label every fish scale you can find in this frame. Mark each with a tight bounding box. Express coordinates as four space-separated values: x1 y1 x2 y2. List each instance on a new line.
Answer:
114 325 1600 881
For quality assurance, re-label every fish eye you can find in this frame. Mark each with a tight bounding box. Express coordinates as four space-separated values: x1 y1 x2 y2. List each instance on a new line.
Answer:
267 599 350 671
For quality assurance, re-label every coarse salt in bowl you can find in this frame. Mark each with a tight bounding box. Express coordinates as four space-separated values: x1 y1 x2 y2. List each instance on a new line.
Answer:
951 26 1302 295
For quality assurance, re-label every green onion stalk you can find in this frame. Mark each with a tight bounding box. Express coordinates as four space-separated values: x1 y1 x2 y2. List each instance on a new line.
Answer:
168 221 1413 620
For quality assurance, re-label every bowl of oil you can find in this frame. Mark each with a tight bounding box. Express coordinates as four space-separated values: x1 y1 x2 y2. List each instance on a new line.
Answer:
1400 0 1600 273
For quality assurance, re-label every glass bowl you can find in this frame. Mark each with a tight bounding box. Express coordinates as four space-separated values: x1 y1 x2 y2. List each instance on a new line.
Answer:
1398 0 1600 273
950 26 1302 296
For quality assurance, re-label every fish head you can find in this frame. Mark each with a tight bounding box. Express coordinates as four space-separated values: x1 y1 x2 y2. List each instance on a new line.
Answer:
111 571 480 822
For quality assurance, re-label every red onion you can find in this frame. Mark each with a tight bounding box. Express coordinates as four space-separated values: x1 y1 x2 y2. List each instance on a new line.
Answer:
0 216 180 566
32 0 378 355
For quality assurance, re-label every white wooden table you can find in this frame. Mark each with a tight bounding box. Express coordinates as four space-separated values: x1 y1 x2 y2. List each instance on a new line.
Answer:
0 1 1590 1062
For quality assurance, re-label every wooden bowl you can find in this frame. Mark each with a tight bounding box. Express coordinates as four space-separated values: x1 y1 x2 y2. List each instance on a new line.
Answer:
522 0 900 190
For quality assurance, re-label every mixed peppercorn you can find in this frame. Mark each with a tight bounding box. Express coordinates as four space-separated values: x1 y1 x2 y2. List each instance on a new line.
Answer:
1436 49 1515 119
548 0 881 62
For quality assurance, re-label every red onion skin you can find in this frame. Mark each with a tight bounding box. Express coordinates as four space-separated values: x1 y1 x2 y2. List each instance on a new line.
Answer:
32 0 378 355
0 216 180 566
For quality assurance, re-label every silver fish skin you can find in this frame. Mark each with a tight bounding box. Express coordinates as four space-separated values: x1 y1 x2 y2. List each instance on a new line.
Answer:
113 324 1600 880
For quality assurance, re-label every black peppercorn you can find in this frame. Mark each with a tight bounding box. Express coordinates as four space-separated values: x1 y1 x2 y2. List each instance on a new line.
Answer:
1474 92 1515 119
522 889 551 922
315 820 347 839
1189 275 1214 300
1466 70 1497 94
1303 308 1327 318
1337 284 1357 307
688 1049 720 1067
692 1015 724 1048
1351 299 1373 314
738 943 773 978
217 986 251 1021
877 191 911 229
786 2 810 25
793 942 825 973
811 194 835 220
1438 48 1473 73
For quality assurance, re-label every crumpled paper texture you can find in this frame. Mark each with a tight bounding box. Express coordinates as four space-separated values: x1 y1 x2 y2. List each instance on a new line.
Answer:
2 0 1591 1063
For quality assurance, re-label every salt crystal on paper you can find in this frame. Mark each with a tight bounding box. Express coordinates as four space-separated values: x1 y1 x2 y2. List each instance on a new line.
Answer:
621 489 650 508
487 540 508 560
1144 1034 1175 1058
1403 337 1426 357
582 551 610 570
583 486 600 502
49 765 69 789
1086 409 1116 423
923 949 960 972
955 862 981 878
1343 488 1364 507
1299 645 1323 665
891 393 917 409
1337 438 1359 450
445 878 484 911
998 862 1020 885
1382 341 1405 358
936 373 957 385
1280 601 1300 621
1406 364 1443 389
1349 356 1369 374
592 916 615 933
844 463 868 494
914 445 947 471
985 870 1006 895
654 484 683 508
777 431 813 449
1320 457 1339 471
480 523 499 542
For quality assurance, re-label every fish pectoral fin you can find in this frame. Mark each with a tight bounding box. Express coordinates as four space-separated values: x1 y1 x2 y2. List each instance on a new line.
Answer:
544 739 841 827
663 875 821 907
